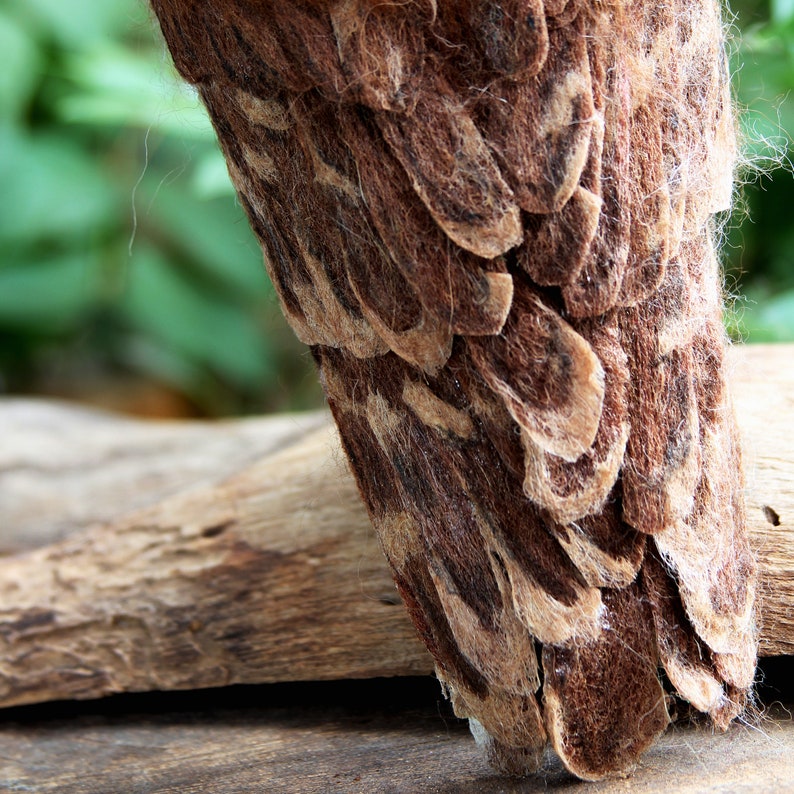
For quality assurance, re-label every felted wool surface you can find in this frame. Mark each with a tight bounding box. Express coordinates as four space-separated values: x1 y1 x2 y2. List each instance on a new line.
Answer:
150 0 756 780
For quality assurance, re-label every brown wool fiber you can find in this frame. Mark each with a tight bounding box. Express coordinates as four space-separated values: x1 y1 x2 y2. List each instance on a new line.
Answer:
150 0 757 781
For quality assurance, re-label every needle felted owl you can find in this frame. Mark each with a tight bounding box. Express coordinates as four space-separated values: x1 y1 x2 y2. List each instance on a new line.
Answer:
149 0 757 779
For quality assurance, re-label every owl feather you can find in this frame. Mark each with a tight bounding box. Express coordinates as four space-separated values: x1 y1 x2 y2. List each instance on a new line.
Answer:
150 0 757 780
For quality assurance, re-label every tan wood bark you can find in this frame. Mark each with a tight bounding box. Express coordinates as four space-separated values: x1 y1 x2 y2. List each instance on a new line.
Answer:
0 343 791 710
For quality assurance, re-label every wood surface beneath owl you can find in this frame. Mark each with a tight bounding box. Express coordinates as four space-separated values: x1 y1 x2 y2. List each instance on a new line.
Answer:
0 343 791 716
0 678 792 793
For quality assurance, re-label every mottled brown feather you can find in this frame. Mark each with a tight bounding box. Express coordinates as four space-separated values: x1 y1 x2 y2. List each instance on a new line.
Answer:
150 0 756 780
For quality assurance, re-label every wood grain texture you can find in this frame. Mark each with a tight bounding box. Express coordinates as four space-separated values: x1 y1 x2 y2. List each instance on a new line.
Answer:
0 343 791 715
0 400 328 553
0 679 792 794
0 415 429 709
731 345 794 657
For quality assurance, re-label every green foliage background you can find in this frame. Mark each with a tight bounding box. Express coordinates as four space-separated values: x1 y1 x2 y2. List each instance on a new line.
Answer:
0 0 791 416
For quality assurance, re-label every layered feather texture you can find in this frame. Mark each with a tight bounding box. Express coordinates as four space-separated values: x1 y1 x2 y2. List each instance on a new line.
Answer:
150 0 757 780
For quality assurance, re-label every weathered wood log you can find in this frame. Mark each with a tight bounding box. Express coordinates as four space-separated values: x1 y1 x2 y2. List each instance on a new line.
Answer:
0 343 791 710
0 414 430 708
0 401 328 553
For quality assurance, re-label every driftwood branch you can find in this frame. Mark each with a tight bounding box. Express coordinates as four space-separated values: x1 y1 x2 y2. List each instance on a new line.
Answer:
0 344 791 710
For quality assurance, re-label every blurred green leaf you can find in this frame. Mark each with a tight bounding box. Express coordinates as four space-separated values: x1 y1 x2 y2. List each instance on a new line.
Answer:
736 290 794 341
58 44 215 139
191 151 237 199
734 17 794 161
121 245 275 391
0 127 119 246
4 0 146 47
738 109 790 165
0 250 100 331
0 12 42 120
137 174 268 299
772 0 794 25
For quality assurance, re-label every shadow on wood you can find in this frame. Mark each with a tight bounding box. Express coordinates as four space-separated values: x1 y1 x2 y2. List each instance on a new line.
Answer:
0 676 792 794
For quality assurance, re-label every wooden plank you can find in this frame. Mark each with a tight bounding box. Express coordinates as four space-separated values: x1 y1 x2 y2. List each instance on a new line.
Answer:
0 343 791 711
0 678 791 793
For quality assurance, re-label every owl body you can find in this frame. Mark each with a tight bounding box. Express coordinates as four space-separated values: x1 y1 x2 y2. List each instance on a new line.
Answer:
151 0 756 779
